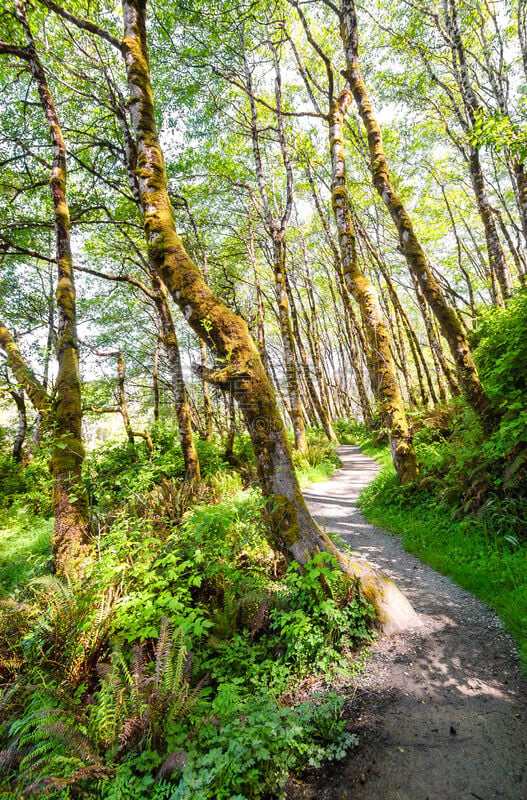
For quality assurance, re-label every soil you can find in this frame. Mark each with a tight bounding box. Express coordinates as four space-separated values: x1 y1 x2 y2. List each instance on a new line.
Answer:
293 445 527 800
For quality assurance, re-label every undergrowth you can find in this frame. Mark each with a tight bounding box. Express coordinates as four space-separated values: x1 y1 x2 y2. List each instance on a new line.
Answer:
0 429 371 799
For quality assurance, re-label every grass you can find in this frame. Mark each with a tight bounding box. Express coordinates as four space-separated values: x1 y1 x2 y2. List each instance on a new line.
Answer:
0 508 53 596
294 431 341 487
296 458 338 487
358 436 527 664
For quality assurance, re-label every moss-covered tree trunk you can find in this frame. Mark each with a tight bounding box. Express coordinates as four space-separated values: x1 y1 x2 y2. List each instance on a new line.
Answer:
272 234 308 453
118 0 420 633
340 0 492 426
305 164 373 423
0 2 91 577
0 324 91 577
328 91 418 483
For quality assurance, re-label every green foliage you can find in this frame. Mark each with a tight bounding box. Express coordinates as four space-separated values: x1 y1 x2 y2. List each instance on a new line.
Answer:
0 509 52 596
334 418 372 445
0 453 52 516
101 486 272 644
473 290 527 458
471 106 527 162
19 578 117 688
0 684 109 800
89 620 205 756
293 429 340 486
84 428 230 509
270 554 375 673
0 426 372 799
173 686 356 800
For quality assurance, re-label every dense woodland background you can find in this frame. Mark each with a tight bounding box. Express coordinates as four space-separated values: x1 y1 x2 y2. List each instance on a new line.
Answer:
0 0 526 798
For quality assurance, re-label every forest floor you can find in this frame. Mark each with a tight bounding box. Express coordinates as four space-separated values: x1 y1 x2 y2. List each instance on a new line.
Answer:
292 445 527 800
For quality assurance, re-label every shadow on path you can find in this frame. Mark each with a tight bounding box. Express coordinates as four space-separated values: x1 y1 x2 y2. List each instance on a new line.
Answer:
298 445 527 800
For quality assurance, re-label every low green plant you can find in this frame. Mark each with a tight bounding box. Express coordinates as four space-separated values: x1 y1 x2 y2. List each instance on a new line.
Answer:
334 418 372 444
293 429 341 486
270 554 375 673
0 453 53 516
0 426 373 799
89 620 206 756
172 685 356 800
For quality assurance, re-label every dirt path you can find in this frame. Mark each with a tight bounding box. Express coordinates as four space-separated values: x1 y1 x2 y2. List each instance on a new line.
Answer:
300 445 527 800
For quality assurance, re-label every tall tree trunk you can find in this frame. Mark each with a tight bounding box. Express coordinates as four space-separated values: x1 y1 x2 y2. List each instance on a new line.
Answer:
301 247 332 414
34 266 55 449
153 332 161 422
468 147 512 304
442 0 512 302
340 0 492 426
410 272 460 399
287 274 339 443
304 163 372 423
119 0 420 632
11 389 27 462
153 280 200 481
244 50 307 453
272 234 308 453
380 285 418 409
116 351 153 459
0 2 91 577
0 324 91 576
354 216 436 405
328 90 418 482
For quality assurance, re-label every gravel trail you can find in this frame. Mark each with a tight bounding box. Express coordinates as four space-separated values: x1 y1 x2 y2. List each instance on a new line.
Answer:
301 445 527 800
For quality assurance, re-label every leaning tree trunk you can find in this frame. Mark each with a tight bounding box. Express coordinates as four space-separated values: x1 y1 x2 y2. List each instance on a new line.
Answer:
118 0 420 633
328 90 418 483
340 0 492 427
305 164 373 423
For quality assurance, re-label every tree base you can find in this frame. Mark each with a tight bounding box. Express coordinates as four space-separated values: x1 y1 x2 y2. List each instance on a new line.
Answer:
339 554 422 635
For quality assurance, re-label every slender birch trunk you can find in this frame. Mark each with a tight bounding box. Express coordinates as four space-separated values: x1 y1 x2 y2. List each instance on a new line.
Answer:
243 51 307 453
287 274 339 443
116 351 153 459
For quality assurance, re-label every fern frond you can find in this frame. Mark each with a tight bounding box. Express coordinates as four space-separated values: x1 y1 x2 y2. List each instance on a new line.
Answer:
154 616 172 685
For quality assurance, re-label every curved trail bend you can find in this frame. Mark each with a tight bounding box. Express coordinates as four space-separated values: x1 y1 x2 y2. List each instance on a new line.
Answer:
302 445 527 800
